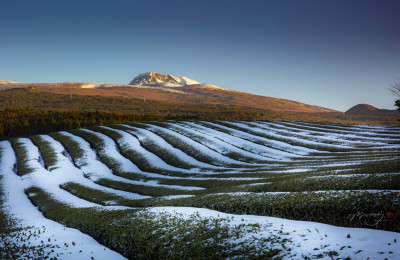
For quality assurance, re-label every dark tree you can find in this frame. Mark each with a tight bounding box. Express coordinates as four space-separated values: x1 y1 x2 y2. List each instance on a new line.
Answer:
390 79 400 111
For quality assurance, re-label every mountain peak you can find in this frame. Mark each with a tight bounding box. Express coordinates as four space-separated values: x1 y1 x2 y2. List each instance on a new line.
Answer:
129 72 199 87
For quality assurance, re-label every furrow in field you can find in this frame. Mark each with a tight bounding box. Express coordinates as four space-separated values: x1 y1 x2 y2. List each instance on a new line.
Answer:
0 141 127 259
51 131 186 181
250 121 368 149
70 129 143 174
33 135 150 201
285 121 400 139
268 121 397 148
183 121 306 160
135 122 255 167
225 121 355 152
298 121 400 135
96 126 206 175
44 133 202 193
10 138 104 207
106 124 219 170
198 121 319 156
162 122 277 163
55 128 268 183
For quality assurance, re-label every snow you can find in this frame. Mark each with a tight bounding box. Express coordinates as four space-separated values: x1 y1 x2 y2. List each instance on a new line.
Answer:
141 123 252 166
37 134 150 201
11 138 99 207
111 125 218 170
149 207 400 259
77 129 142 173
159 195 195 200
130 72 200 87
158 122 273 162
246 121 355 149
58 132 202 191
0 141 126 260
179 76 199 85
1 119 399 259
270 121 396 147
208 189 400 197
202 121 320 155
175 121 294 160
99 126 199 174
298 121 400 134
287 121 400 139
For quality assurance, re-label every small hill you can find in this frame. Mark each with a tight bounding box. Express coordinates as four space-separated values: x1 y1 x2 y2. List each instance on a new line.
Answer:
346 104 378 114
346 104 399 117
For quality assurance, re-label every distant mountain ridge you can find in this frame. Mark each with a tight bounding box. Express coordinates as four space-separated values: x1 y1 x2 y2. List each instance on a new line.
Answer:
0 80 17 84
345 104 399 117
2 74 400 125
0 73 346 113
0 73 338 113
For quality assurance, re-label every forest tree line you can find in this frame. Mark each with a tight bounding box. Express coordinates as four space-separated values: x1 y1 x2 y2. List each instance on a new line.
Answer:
2 107 397 140
1 88 398 139
0 108 276 139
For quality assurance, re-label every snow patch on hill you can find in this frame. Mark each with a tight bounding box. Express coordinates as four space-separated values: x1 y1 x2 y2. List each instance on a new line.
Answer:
129 72 200 87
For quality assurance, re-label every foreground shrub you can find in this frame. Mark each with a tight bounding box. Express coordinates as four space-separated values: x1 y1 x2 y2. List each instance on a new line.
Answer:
25 187 283 259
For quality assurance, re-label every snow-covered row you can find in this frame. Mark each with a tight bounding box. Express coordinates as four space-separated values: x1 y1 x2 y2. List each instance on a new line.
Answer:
0 141 126 260
17 137 149 204
58 131 202 190
221 121 353 151
286 121 400 139
111 125 219 170
199 121 319 155
163 122 280 162
12 138 99 207
150 207 400 260
267 121 399 147
75 129 143 173
297 121 400 135
248 121 362 149
177 121 296 160
99 126 202 174
140 123 254 166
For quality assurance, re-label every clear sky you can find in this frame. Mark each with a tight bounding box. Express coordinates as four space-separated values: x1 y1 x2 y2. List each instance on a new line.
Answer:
1 0 400 111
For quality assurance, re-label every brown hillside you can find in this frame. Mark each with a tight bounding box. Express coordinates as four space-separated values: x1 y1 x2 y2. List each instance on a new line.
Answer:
0 81 337 113
1 86 399 126
346 104 399 117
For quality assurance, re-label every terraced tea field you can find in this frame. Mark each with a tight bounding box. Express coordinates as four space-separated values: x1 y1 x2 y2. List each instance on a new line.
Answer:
1 120 400 259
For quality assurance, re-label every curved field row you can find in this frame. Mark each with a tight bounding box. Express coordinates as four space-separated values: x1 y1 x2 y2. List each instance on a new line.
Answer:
1 120 400 259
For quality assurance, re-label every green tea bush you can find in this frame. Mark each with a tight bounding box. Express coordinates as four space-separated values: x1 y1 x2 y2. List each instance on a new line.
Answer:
10 139 35 177
26 187 284 259
157 191 400 232
249 174 400 192
30 135 59 171
105 124 195 170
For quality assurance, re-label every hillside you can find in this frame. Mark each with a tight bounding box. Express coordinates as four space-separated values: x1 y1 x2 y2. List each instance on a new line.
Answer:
0 73 336 113
0 81 16 84
346 103 399 117
1 74 399 128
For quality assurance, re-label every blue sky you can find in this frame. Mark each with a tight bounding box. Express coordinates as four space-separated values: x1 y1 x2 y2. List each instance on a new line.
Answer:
1 0 399 111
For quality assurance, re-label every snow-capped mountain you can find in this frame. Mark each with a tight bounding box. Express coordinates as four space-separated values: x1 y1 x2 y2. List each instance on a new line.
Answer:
129 72 199 87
